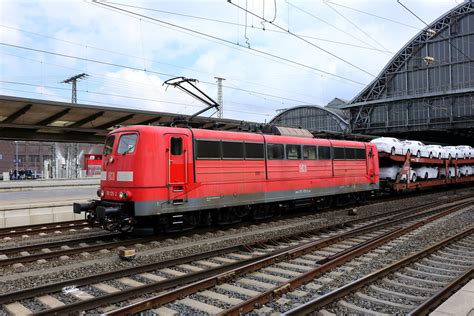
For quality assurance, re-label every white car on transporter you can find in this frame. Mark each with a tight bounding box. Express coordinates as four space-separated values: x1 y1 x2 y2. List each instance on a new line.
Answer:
414 166 439 180
379 166 417 182
443 146 462 159
424 145 447 159
456 146 473 159
459 165 473 176
402 140 430 158
370 137 404 155
440 166 461 178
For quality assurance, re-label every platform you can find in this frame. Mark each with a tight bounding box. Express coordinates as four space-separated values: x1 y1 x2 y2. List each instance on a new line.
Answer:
0 177 99 192
430 280 474 316
0 186 96 228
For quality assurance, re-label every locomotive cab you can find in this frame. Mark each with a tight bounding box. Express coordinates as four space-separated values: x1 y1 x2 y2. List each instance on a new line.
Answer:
74 126 192 233
75 129 141 232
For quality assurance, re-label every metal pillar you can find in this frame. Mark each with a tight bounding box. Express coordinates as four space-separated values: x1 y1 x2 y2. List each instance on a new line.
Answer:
215 77 225 119
62 73 88 103
61 73 88 178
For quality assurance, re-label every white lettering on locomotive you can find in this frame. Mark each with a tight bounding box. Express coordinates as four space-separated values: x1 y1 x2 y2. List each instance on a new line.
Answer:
295 189 311 194
299 164 307 173
107 171 115 181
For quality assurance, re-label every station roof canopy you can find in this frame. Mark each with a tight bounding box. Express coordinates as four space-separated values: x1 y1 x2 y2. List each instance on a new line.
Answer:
0 95 255 143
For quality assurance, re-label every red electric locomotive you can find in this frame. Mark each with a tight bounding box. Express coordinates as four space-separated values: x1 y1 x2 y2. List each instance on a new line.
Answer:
74 125 379 232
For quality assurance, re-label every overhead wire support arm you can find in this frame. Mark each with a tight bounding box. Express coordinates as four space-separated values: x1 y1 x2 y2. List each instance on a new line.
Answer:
227 0 376 78
163 77 221 123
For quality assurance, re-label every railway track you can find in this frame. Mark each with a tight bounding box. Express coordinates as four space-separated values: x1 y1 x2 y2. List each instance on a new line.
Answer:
0 220 90 239
0 233 143 267
284 226 473 316
2 196 470 315
0 186 463 241
0 195 463 268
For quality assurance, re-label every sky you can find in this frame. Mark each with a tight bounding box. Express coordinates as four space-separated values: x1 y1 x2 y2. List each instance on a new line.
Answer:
0 0 463 123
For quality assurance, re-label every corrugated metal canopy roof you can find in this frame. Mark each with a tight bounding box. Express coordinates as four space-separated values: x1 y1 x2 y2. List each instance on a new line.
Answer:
0 95 257 143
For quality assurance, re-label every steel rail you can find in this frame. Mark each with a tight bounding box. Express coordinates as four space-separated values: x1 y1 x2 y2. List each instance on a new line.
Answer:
0 235 159 267
102 200 471 316
0 232 121 255
283 226 474 316
0 220 89 238
0 219 85 233
7 196 464 303
408 267 474 316
218 202 472 316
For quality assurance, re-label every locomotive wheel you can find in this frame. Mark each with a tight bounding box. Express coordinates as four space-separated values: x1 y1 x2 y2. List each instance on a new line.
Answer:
215 209 242 225
202 211 212 226
317 196 332 209
185 212 200 228
335 194 351 207
232 207 250 219
251 205 274 220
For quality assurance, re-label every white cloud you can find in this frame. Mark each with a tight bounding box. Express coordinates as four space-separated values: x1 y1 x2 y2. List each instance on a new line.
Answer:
0 0 463 122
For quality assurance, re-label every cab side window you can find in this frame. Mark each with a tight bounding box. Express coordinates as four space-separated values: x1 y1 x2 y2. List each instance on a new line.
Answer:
117 134 137 154
171 137 182 155
103 135 115 155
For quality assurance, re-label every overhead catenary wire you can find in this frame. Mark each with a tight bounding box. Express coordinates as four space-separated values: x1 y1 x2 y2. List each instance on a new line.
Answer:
84 2 389 53
90 0 366 85
0 43 316 105
0 80 274 117
228 0 376 77
396 0 473 62
0 25 325 101
325 0 419 30
3 48 302 111
285 1 393 54
0 51 302 112
323 0 392 55
0 86 269 118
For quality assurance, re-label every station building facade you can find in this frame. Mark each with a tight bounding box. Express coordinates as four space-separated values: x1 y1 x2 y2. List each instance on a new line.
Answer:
346 1 474 145
270 2 474 145
0 141 103 178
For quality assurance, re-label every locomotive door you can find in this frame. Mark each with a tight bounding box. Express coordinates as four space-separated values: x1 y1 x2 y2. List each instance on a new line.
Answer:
166 134 188 204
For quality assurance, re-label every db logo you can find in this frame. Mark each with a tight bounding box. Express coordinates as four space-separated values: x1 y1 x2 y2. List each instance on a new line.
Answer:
299 164 307 173
107 172 115 181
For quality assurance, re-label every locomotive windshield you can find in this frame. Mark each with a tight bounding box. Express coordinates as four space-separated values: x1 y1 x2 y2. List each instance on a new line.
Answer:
103 135 115 155
117 133 138 154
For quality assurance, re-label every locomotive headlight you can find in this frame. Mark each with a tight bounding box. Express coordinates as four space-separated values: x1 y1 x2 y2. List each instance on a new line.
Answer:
119 191 131 200
100 190 105 198
96 189 101 197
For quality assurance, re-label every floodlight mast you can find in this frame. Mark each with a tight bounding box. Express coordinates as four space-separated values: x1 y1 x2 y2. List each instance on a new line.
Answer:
163 77 221 122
